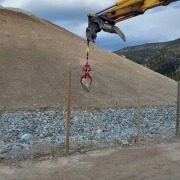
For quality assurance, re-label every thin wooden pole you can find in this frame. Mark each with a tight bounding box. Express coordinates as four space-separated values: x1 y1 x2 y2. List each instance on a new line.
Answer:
176 81 180 136
137 80 141 144
66 72 71 155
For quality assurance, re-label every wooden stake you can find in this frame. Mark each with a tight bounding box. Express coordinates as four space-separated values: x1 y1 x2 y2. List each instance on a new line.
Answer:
66 72 71 155
176 81 180 136
137 80 141 144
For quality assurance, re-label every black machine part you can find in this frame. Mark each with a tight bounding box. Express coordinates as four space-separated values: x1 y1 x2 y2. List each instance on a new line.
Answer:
86 15 126 42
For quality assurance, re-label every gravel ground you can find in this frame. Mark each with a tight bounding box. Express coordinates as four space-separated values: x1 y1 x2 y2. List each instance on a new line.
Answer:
0 107 177 158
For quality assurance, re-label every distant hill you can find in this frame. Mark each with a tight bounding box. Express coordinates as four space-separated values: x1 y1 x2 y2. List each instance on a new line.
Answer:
114 38 180 81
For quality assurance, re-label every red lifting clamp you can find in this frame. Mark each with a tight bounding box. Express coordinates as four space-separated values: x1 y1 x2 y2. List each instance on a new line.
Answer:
80 40 92 91
80 63 92 85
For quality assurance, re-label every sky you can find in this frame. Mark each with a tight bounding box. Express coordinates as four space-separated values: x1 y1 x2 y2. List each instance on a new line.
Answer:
0 0 180 51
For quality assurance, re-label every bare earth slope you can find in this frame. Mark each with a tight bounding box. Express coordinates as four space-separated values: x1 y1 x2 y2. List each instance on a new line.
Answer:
0 9 177 112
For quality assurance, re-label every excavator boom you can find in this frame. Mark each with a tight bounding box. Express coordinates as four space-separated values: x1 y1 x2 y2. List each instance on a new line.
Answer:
86 0 179 42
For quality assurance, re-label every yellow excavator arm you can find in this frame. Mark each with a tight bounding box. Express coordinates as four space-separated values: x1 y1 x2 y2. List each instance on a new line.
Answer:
86 0 179 42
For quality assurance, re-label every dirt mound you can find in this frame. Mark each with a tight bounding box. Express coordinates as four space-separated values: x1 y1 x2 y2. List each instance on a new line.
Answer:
0 9 177 112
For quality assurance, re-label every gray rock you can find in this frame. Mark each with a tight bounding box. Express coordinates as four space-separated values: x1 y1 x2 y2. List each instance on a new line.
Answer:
0 141 5 146
96 129 103 133
0 154 6 160
0 147 8 154
22 144 30 150
20 133 33 141
12 145 21 151
121 140 129 146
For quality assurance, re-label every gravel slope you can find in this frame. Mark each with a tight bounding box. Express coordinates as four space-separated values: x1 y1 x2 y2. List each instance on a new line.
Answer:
0 9 177 112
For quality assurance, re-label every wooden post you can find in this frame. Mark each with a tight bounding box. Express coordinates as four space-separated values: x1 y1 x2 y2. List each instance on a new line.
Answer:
137 80 141 144
66 72 71 155
176 81 180 136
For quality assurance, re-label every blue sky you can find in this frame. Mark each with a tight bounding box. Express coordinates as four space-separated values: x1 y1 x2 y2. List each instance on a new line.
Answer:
0 0 180 51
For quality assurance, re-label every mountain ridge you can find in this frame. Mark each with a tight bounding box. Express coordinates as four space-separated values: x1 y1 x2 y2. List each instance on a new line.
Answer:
114 38 180 80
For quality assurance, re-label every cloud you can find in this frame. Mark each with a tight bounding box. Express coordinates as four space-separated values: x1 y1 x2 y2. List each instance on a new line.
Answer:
95 2 180 51
0 0 180 51
0 0 119 40
1 0 25 7
52 20 87 40
1 0 114 20
119 5 180 42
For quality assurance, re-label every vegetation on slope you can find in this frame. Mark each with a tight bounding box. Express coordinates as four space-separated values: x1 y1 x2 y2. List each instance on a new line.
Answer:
114 38 180 81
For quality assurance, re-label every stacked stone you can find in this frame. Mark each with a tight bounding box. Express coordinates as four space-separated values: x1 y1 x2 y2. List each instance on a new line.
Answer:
0 107 176 154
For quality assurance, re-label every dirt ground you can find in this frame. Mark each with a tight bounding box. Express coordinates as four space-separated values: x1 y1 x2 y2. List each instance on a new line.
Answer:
0 139 180 180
